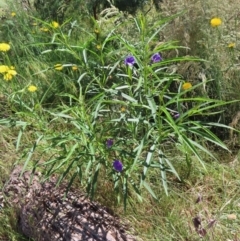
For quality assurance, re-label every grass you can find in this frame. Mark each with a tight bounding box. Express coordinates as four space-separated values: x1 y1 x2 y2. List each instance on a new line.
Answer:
1 0 240 240
3 139 240 240
107 155 240 240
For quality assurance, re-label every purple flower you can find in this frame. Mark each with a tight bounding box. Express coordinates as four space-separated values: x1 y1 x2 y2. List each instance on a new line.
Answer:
173 112 180 119
113 160 123 172
151 53 162 63
124 55 136 66
106 139 113 148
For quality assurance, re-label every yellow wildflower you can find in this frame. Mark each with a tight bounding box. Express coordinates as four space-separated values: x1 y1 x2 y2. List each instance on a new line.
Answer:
0 65 9 73
72 66 78 71
228 43 235 48
52 21 59 28
210 17 222 27
94 29 100 34
182 82 192 90
121 106 126 112
4 73 13 81
40 27 49 32
11 12 16 17
96 45 101 50
3 67 17 81
54 64 63 70
28 85 37 92
8 69 17 76
0 43 10 52
0 65 17 81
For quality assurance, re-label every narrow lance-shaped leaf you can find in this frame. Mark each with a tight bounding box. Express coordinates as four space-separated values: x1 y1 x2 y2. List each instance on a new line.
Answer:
158 153 168 195
140 144 155 187
142 180 157 199
21 135 44 176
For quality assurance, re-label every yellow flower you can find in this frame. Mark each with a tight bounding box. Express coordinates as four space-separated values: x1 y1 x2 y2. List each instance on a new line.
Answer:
8 69 17 76
54 64 63 70
210 17 222 27
4 73 13 81
40 27 49 32
121 106 126 112
0 43 10 52
3 67 17 81
96 45 101 50
72 66 78 71
52 21 59 28
182 82 192 90
0 65 9 73
94 29 100 34
31 22 38 26
228 43 235 48
28 85 37 92
11 12 16 17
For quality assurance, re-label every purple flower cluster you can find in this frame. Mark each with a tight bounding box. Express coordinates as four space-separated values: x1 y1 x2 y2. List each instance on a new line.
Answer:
173 112 180 119
124 56 136 66
105 139 123 172
106 139 113 148
124 53 162 67
151 53 162 63
113 160 123 172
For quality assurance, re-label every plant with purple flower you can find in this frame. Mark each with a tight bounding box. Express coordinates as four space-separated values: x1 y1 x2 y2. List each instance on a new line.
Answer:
173 112 180 119
113 160 123 172
151 53 162 63
124 55 136 67
106 139 113 148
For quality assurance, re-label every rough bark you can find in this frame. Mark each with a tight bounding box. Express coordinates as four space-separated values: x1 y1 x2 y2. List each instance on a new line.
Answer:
3 166 138 241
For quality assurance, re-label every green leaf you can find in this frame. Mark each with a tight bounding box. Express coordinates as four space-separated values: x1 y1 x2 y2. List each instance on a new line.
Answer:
121 93 138 103
21 135 44 176
146 95 157 120
53 143 79 172
158 154 168 195
123 175 128 211
158 149 180 181
141 144 155 186
142 181 157 199
179 135 206 169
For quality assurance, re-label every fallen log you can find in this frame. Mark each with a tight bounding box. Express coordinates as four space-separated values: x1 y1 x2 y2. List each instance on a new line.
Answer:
3 166 138 241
